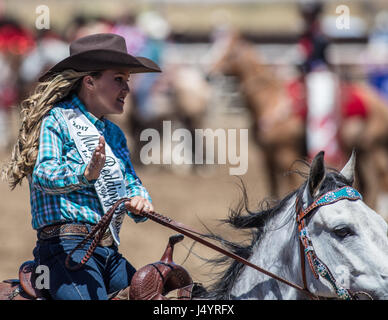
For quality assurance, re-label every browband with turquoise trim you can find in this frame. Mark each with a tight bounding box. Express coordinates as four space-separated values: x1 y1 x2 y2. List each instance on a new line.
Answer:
297 186 363 222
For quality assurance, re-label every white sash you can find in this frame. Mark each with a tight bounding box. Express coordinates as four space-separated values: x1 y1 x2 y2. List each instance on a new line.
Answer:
61 107 126 246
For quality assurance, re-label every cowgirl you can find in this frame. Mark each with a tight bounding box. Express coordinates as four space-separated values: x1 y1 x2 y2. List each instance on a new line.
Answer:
3 33 160 299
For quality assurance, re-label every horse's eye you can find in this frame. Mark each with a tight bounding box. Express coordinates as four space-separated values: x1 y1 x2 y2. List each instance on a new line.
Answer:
333 226 353 238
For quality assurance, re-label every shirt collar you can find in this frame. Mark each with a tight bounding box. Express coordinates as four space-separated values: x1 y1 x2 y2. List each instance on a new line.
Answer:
70 93 106 131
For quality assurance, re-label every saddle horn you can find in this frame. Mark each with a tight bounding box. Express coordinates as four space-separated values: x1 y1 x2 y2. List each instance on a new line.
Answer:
161 234 184 264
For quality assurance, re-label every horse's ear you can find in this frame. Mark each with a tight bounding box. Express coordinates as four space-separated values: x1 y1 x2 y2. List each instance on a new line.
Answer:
340 149 356 185
308 151 326 197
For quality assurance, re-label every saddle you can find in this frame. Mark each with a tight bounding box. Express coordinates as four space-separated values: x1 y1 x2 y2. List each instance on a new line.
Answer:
115 234 194 300
0 261 44 300
0 234 194 300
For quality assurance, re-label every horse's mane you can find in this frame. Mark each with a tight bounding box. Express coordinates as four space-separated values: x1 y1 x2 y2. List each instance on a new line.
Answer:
193 165 351 299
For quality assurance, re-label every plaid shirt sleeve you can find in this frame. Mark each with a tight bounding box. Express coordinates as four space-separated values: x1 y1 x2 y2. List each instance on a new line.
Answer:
31 111 94 194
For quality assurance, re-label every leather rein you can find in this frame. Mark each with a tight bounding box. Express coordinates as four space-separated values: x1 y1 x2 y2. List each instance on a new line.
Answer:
65 187 368 300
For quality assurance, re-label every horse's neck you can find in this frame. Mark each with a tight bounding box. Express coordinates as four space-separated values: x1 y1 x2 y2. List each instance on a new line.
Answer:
236 44 278 84
237 60 269 86
235 50 285 117
230 195 305 300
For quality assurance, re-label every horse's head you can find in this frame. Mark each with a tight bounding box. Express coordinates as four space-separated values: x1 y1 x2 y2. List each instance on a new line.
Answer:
207 30 261 78
207 30 296 147
197 151 388 300
302 151 388 299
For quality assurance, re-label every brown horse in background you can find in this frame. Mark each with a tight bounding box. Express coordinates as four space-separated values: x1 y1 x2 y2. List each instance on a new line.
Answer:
207 31 388 210
208 31 306 198
338 75 388 211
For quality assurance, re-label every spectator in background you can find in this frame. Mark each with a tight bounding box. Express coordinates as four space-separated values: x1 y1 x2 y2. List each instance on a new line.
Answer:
297 1 344 166
366 10 388 102
298 1 329 74
64 15 113 42
111 13 146 56
128 11 170 121
63 15 88 43
72 15 113 39
0 17 34 151
19 29 68 95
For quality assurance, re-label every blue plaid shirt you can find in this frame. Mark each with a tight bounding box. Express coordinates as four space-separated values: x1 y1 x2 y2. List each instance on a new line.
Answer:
29 94 150 230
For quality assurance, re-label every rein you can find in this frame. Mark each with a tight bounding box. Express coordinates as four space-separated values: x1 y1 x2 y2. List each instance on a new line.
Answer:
140 207 318 299
65 197 316 299
65 199 125 271
65 187 370 300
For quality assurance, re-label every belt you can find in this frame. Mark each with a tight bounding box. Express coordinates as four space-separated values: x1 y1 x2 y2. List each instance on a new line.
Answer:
38 223 115 247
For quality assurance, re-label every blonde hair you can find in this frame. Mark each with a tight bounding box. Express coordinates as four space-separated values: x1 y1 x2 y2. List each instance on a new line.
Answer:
2 69 97 189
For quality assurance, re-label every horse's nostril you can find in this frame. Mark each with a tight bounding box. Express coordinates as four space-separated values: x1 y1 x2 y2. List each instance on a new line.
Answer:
353 291 374 300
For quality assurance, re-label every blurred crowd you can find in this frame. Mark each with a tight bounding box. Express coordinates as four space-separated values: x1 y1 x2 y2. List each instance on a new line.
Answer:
0 10 171 151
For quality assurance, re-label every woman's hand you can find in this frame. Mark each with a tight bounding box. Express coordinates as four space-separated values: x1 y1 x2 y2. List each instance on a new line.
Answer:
84 136 106 181
125 196 154 215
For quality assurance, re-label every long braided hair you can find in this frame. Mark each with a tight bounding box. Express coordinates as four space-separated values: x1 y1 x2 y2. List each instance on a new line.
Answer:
2 69 99 189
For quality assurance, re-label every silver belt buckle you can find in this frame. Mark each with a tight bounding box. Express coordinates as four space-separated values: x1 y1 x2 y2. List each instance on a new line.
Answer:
99 228 114 247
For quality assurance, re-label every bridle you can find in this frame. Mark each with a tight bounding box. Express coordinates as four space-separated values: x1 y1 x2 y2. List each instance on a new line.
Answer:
65 186 372 300
296 186 368 300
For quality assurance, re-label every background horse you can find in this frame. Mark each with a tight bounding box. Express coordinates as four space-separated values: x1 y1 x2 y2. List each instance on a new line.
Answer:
208 31 306 198
337 72 388 211
194 151 388 299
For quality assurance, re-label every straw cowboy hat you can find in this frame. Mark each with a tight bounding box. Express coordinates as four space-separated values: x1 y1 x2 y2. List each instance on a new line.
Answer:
38 33 161 82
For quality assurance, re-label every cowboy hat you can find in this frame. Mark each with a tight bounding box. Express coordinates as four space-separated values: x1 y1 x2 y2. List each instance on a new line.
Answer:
38 33 161 82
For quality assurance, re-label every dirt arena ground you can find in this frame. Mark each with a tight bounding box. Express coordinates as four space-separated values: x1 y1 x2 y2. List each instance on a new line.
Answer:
0 109 283 288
